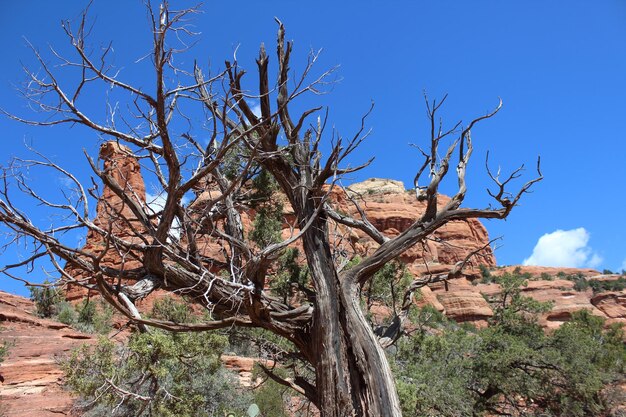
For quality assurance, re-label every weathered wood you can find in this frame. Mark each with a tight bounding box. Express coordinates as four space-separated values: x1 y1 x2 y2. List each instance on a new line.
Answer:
0 5 543 416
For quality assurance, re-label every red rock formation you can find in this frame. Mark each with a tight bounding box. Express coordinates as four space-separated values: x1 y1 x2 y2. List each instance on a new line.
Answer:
64 144 496 303
65 142 147 301
60 143 626 335
413 286 445 312
221 355 274 387
492 265 599 278
91 141 147 237
333 178 495 268
425 277 494 328
435 290 493 327
0 290 93 416
476 272 626 334
592 291 626 319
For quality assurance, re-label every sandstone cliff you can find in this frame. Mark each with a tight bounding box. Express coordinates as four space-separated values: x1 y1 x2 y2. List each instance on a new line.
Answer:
4 143 626 414
64 144 496 302
0 290 92 416
0 291 278 416
65 142 146 301
61 144 626 332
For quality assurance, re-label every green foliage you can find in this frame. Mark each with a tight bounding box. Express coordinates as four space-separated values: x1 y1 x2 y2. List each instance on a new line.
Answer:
565 273 626 293
270 248 309 303
252 369 289 417
227 326 297 362
30 282 112 334
63 297 252 417
29 280 64 318
545 311 626 416
250 204 283 247
56 301 77 325
220 140 252 181
77 300 113 334
249 169 279 207
392 271 626 416
513 266 533 281
407 303 446 330
226 329 311 417
0 335 10 365
55 299 113 334
589 277 626 293
573 277 590 292
478 264 492 282
393 327 479 416
488 271 553 332
247 170 314 305
602 269 614 275
77 299 97 323
363 261 412 314
249 169 284 248
150 296 192 323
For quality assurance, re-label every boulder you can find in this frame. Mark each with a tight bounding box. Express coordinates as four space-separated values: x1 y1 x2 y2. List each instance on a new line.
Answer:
592 291 626 319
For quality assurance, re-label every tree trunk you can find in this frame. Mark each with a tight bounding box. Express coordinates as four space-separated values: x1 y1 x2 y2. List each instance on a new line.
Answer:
302 219 402 417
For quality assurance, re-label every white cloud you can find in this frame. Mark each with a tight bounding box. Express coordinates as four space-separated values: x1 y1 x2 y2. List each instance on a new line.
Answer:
245 99 262 118
523 227 603 268
145 192 190 240
146 192 167 213
58 176 75 188
251 103 262 118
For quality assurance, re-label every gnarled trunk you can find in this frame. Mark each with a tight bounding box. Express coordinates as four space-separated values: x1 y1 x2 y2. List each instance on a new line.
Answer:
302 218 402 417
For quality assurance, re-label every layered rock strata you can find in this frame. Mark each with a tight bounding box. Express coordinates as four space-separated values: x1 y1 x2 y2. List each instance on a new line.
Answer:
0 290 93 416
64 144 496 304
60 144 626 331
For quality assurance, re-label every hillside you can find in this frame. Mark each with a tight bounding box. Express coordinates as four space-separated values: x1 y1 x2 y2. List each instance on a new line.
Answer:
1 143 625 414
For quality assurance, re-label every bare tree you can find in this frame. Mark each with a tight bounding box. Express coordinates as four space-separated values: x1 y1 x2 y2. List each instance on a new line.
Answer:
0 3 541 416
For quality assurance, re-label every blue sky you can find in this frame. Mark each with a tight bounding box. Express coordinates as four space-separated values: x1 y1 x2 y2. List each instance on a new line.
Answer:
1 1 625 295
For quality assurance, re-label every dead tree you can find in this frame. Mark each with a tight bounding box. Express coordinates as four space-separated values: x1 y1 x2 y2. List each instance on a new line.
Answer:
0 3 541 416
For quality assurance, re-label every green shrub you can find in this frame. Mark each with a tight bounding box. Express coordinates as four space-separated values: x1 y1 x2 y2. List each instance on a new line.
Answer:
72 300 113 334
43 298 112 334
56 301 77 325
573 278 590 292
252 370 289 417
63 298 252 417
588 277 626 294
363 261 412 314
392 270 626 416
249 169 283 248
478 265 492 283
150 296 192 323
250 204 283 247
29 280 64 318
0 338 9 365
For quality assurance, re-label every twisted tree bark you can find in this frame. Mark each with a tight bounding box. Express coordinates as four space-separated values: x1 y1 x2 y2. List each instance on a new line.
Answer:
0 4 542 416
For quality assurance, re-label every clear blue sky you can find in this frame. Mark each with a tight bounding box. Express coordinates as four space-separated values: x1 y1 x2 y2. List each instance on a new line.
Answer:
1 1 625 296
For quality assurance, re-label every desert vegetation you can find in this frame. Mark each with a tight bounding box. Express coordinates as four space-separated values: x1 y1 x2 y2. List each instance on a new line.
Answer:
2 2 625 417
32 271 624 416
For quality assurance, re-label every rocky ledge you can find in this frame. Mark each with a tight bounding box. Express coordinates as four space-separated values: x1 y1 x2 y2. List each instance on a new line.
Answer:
0 290 93 416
